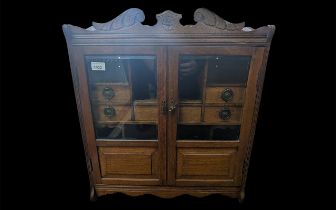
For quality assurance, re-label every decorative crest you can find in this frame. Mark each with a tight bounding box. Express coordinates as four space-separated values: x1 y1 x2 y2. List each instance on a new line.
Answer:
155 10 182 30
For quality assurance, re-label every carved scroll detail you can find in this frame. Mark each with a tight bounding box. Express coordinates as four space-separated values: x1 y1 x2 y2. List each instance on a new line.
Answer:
194 8 245 30
92 8 145 30
155 10 182 30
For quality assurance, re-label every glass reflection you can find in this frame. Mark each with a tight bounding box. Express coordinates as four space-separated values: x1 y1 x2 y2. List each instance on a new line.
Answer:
178 56 206 101
85 55 158 140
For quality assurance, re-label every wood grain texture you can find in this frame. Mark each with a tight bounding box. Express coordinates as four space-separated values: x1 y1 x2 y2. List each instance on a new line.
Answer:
179 106 202 123
204 106 242 123
233 48 265 194
93 104 132 122
205 87 245 104
98 147 160 185
93 84 131 104
134 101 158 122
176 148 238 186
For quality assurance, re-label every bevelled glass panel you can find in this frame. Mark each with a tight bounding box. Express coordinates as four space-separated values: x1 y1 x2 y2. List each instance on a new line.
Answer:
177 125 240 140
95 124 157 140
206 55 251 85
178 55 206 101
177 54 247 141
85 55 158 141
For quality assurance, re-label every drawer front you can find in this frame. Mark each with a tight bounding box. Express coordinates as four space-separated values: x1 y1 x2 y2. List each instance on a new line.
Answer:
134 105 158 121
204 106 242 123
179 106 202 123
94 105 132 122
93 84 131 104
205 87 245 104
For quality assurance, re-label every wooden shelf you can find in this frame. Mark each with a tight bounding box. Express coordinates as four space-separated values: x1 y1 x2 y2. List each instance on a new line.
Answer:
96 121 157 125
178 122 241 125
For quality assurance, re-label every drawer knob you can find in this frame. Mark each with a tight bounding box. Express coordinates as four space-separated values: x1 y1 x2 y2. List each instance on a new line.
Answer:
221 88 234 102
102 87 115 100
104 107 116 117
219 108 231 120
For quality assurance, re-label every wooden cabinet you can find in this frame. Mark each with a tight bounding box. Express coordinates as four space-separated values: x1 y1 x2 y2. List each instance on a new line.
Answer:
63 8 275 201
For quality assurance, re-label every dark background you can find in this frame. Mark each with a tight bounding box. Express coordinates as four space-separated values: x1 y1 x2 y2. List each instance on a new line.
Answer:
1 0 335 209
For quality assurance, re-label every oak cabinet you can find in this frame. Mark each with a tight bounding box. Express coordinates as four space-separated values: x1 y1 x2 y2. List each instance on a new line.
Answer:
63 8 275 201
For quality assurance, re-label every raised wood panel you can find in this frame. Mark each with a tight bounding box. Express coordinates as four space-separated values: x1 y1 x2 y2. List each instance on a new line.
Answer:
98 147 161 186
205 87 245 104
180 154 230 176
179 106 202 123
94 105 132 122
204 106 242 123
93 83 131 104
176 147 238 186
105 154 151 175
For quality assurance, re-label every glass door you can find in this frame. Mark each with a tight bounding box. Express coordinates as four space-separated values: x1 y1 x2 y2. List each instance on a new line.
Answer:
77 46 166 186
85 55 158 141
167 46 261 186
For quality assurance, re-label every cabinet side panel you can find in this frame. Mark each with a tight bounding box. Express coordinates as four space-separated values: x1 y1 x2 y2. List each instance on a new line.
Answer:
234 47 266 189
240 47 271 190
63 28 102 188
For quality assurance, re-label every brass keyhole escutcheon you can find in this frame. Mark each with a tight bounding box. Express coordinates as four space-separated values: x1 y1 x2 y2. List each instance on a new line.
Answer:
168 100 177 112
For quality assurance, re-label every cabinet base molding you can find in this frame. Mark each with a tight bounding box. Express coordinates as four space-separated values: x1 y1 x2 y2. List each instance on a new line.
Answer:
95 185 242 199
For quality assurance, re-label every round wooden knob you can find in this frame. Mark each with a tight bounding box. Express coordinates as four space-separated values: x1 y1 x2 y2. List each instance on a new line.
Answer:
104 107 116 117
221 88 234 102
102 87 115 100
219 108 231 120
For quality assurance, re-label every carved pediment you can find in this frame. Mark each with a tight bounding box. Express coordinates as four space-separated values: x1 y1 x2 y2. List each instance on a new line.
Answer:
84 8 270 33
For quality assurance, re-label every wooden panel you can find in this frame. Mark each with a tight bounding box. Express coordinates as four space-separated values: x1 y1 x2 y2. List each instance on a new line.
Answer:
179 106 202 123
205 87 245 104
94 105 132 122
181 154 230 176
134 100 158 122
105 154 151 175
99 147 158 177
176 147 239 186
177 141 239 148
96 140 158 147
204 106 242 123
93 83 131 104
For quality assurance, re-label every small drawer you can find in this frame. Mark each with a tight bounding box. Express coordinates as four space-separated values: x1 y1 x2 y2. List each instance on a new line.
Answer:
134 100 158 122
179 106 202 123
205 87 245 104
204 106 242 123
94 104 132 122
93 84 131 104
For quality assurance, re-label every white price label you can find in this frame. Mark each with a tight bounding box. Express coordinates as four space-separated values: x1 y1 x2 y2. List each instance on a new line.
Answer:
91 62 106 71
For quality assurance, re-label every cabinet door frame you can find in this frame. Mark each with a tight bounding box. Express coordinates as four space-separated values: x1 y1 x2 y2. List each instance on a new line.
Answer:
72 46 167 185
166 46 265 186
